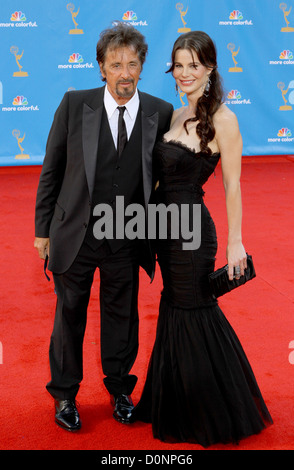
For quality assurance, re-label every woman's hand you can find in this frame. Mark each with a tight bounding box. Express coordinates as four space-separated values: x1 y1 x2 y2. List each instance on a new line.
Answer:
226 241 247 280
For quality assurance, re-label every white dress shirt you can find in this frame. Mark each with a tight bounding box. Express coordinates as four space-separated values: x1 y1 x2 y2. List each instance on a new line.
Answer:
103 85 140 149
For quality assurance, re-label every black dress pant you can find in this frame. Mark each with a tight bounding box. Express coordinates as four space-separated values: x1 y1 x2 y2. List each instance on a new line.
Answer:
46 240 140 400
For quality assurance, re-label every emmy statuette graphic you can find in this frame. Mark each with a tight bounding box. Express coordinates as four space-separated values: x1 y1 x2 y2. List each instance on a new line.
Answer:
176 3 191 33
280 3 294 32
278 81 293 110
67 3 84 34
12 129 30 159
10 46 28 77
227 43 243 72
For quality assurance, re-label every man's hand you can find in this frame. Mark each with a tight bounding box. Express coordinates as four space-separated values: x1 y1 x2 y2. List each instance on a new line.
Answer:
34 237 50 259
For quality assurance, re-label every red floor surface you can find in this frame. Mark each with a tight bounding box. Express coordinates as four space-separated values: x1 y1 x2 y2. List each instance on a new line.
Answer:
0 157 294 455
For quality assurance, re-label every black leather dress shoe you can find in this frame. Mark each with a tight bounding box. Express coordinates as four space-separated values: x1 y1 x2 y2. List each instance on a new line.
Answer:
55 399 81 431
112 394 134 424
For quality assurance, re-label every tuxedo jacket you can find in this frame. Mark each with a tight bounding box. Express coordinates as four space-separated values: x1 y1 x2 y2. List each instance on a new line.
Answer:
35 86 173 276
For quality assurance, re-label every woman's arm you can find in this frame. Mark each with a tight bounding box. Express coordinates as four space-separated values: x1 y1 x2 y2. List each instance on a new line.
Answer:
215 106 247 280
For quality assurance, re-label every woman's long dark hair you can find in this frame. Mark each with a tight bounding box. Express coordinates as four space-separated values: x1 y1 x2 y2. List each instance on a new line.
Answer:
167 31 224 155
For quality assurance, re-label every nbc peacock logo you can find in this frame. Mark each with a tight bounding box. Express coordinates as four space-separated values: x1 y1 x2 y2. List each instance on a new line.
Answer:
268 126 293 143
229 10 243 20
280 49 293 59
13 95 28 105
227 90 241 100
0 11 38 27
121 10 147 26
11 11 26 22
2 94 39 112
123 11 137 21
69 53 83 64
219 9 253 26
58 52 93 69
269 49 294 65
278 127 292 137
225 89 251 105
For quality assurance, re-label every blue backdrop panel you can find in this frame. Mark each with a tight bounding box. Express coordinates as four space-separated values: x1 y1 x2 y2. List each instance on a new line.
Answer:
0 0 294 166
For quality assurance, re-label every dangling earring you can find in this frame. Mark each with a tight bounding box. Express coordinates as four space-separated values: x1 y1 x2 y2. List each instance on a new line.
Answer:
203 76 211 97
175 84 178 96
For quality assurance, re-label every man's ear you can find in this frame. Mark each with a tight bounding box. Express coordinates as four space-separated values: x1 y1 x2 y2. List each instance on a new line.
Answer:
99 62 106 79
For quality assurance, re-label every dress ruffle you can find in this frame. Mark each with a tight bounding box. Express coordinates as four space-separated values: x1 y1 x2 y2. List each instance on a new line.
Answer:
134 298 273 446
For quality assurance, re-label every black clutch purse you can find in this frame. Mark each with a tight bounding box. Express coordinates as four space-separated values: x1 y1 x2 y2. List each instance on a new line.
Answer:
208 254 256 298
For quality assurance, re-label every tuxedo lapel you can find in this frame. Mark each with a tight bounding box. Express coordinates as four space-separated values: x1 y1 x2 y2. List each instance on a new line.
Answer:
82 87 159 206
82 88 104 201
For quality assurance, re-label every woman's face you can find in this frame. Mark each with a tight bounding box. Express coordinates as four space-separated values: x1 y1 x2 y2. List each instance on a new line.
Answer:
172 48 211 100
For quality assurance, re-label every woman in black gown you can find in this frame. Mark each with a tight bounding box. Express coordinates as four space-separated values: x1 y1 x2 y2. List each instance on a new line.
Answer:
134 31 273 446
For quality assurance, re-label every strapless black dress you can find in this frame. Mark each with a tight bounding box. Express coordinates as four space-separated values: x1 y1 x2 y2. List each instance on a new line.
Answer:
134 140 273 446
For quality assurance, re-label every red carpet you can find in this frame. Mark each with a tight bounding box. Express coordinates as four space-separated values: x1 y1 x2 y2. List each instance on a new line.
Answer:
0 157 294 452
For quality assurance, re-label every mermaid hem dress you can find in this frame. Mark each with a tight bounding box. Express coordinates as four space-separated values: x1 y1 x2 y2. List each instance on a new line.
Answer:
134 140 273 447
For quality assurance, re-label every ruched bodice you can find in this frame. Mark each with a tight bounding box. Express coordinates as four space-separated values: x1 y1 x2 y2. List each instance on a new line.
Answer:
134 139 273 446
155 139 220 190
153 140 220 307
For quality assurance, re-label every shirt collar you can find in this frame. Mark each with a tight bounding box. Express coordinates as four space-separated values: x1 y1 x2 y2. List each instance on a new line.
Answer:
104 85 139 120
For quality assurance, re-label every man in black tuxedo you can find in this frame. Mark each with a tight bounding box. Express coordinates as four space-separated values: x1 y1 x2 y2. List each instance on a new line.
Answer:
34 22 173 431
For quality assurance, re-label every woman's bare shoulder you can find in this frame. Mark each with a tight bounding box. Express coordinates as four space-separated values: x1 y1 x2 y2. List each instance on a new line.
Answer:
214 104 239 126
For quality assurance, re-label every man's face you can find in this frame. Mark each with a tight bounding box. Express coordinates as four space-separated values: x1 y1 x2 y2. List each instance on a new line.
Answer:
100 46 142 104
